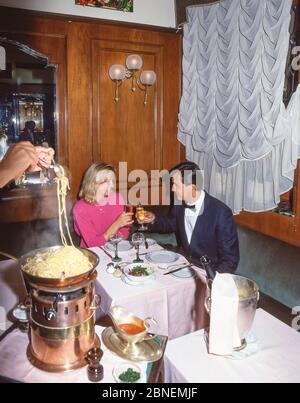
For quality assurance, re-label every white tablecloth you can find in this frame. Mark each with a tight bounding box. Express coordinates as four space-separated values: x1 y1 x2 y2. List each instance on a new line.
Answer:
163 309 300 383
0 259 26 335
0 244 208 340
92 244 208 339
0 325 148 383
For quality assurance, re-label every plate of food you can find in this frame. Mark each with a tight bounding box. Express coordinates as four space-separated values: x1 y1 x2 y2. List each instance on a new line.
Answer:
123 263 155 284
104 240 133 252
113 362 144 383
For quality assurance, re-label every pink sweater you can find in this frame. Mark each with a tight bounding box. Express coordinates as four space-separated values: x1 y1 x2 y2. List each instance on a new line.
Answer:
73 192 129 248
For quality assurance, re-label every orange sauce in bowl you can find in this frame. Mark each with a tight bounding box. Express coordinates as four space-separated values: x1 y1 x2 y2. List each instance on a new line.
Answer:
119 323 145 335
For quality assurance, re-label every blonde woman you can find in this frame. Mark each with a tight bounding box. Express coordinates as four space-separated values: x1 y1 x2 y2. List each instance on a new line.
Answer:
73 162 133 248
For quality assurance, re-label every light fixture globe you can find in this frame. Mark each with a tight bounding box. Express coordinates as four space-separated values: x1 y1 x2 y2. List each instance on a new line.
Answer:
109 64 126 81
126 54 143 71
108 54 156 105
140 70 157 86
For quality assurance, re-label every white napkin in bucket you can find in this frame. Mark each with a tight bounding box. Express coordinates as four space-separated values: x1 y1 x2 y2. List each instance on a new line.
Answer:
209 273 241 355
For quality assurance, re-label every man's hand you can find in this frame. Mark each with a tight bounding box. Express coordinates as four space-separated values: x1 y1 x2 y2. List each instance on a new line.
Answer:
138 210 155 224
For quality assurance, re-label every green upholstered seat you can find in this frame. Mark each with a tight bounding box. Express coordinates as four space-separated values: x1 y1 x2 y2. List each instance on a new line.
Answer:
236 226 300 309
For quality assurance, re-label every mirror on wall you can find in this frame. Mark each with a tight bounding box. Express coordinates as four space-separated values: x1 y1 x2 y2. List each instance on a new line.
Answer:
0 39 56 185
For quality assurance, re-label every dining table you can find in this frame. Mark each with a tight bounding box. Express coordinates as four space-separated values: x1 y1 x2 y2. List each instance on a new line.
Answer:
162 308 300 383
0 258 26 336
0 240 208 341
92 240 208 340
0 324 167 383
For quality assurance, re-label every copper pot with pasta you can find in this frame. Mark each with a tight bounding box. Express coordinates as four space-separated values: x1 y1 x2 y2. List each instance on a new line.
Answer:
17 163 102 372
19 245 101 372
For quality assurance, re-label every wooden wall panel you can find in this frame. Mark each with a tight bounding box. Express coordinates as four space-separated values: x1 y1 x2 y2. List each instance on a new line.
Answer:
0 7 182 221
92 40 163 174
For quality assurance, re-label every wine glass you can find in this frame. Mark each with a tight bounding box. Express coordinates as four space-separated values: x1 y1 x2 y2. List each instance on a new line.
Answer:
136 204 148 231
125 204 134 227
110 232 123 263
131 232 145 263
125 204 134 214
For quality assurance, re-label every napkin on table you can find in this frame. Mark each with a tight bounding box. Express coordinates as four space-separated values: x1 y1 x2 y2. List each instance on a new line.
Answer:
208 273 241 356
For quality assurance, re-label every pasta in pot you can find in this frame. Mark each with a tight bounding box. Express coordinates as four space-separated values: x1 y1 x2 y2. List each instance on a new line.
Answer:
22 164 93 279
22 246 93 278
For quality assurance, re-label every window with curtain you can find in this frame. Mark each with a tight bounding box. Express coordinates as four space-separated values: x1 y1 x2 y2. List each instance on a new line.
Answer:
178 0 300 214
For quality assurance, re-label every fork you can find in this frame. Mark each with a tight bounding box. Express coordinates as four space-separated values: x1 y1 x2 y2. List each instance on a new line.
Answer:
50 159 62 175
163 264 193 276
158 262 188 270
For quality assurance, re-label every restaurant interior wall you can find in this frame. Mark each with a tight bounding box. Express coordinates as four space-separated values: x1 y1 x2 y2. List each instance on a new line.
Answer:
0 6 182 227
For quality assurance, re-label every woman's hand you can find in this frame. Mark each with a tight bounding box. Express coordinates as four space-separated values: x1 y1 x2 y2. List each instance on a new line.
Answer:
103 212 134 242
114 212 134 229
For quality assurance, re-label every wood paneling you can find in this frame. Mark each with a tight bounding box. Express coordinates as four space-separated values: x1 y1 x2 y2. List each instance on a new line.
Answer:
92 40 162 174
0 7 182 222
0 185 58 223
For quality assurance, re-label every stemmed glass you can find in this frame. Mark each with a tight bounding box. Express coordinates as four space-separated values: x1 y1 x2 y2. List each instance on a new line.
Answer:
131 232 145 263
110 232 123 263
136 204 148 231
125 204 134 228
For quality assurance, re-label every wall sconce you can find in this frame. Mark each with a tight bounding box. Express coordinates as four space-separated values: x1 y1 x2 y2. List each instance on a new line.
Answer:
0 46 6 70
109 54 156 105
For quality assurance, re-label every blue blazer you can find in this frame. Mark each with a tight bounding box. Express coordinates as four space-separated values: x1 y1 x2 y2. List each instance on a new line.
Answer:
150 193 239 273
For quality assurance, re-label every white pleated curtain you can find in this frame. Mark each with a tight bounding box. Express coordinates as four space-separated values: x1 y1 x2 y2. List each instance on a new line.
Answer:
178 0 300 214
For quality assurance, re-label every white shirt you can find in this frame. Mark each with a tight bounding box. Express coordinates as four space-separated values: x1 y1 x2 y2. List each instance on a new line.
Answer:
184 191 205 244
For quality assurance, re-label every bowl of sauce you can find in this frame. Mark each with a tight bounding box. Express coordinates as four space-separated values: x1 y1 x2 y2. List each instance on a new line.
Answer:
109 305 158 344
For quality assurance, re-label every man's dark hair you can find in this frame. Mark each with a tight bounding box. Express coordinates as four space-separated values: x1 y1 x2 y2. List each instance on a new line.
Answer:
170 161 203 191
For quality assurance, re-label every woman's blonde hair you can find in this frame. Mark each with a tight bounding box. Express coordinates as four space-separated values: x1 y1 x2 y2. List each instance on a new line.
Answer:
79 162 115 204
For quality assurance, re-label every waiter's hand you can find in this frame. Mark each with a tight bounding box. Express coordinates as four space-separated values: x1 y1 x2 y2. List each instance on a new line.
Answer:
0 142 54 188
138 210 156 224
33 146 55 171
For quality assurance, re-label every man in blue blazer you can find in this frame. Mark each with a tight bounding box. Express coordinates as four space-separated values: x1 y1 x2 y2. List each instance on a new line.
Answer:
142 162 239 274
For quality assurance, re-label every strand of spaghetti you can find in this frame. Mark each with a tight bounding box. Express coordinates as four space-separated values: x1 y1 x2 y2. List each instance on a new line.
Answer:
21 163 92 278
55 168 67 246
0 250 17 260
60 173 74 246
55 165 71 246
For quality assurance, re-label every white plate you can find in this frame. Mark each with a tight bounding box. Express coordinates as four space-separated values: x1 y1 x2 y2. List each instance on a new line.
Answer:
145 250 179 264
171 267 195 279
105 240 133 252
144 238 157 247
121 274 155 286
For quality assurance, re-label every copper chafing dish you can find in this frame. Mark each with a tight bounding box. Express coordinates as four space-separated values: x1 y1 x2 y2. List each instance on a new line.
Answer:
19 246 101 372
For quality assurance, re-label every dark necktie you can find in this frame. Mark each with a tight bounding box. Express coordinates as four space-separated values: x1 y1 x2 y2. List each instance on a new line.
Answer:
184 203 196 212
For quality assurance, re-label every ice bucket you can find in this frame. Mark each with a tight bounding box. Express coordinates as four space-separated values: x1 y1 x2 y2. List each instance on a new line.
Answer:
205 274 259 349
